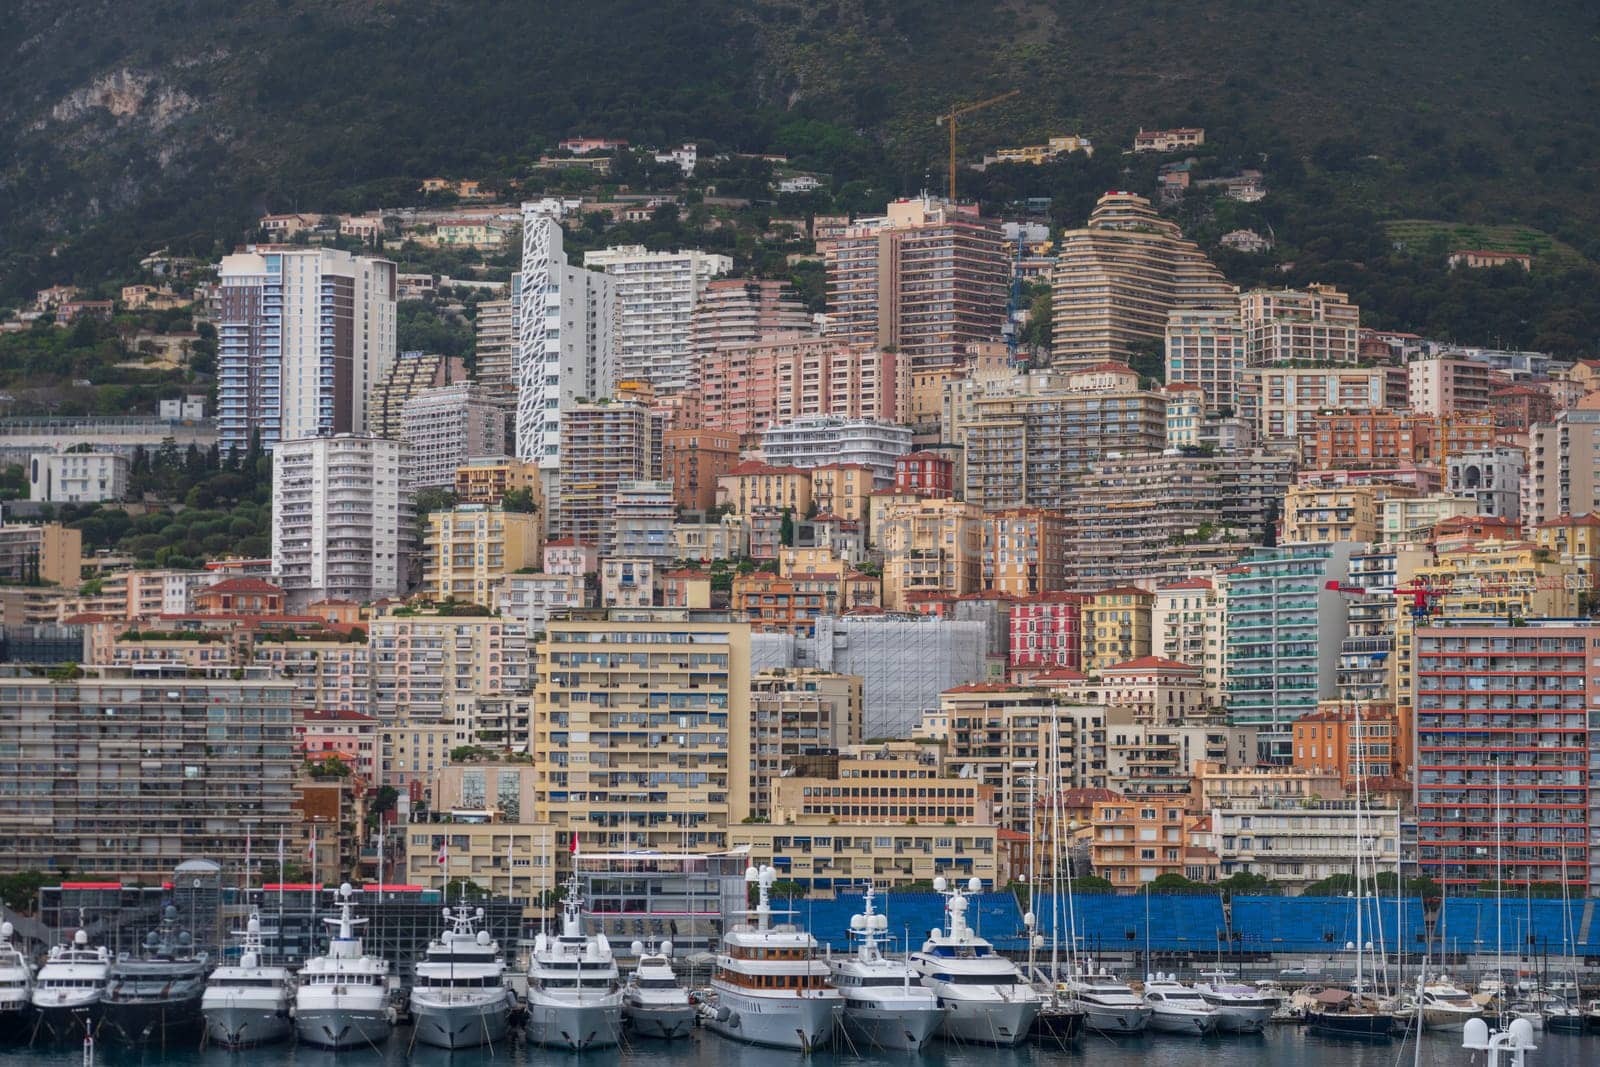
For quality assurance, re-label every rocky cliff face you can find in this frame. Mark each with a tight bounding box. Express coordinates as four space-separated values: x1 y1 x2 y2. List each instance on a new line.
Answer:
42 68 199 130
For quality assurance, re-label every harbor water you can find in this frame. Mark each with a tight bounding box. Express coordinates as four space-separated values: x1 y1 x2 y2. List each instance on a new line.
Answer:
3 1028 1594 1067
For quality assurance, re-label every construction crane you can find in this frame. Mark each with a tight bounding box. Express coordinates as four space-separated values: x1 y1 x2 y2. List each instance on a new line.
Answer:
934 89 1019 203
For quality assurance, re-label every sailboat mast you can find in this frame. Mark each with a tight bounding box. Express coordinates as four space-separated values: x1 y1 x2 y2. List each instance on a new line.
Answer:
1353 699 1363 994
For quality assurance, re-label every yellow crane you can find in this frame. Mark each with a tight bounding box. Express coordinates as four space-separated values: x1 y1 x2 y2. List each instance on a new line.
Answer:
934 89 1019 203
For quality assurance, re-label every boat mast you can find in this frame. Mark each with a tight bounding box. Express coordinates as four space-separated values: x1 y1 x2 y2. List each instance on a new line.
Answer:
1353 698 1364 998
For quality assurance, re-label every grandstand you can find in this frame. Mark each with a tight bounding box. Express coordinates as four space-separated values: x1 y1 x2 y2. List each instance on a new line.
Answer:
783 890 1600 960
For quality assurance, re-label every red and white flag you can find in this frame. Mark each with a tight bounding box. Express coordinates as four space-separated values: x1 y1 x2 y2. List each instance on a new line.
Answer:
437 842 448 867
570 834 579 857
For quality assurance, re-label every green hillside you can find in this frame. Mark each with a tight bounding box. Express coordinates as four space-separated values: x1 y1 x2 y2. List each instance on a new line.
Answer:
3 0 1599 348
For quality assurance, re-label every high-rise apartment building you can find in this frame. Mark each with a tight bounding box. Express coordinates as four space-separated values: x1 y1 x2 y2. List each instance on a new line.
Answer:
981 508 1069 597
454 456 545 508
875 497 984 610
748 669 863 818
532 611 752 850
271 435 412 607
556 390 663 548
662 428 740 512
422 505 544 606
690 278 814 360
825 196 1006 399
1239 365 1406 441
1526 396 1600 530
1240 284 1359 366
370 351 467 440
583 245 731 392
514 201 618 475
961 383 1171 509
697 335 902 438
0 665 298 881
1050 192 1233 365
1224 542 1361 762
1165 306 1247 413
611 480 676 559
1414 620 1596 891
216 246 397 455
401 383 507 490
1407 355 1492 416
473 297 516 404
760 416 912 488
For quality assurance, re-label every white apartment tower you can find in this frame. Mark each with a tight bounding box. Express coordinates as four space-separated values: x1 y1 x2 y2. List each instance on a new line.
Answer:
271 434 413 607
216 246 397 456
584 245 731 392
513 201 618 479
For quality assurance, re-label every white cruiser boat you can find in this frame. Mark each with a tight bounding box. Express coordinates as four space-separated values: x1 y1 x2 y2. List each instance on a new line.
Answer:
411 904 514 1049
908 875 1040 1047
201 912 293 1048
622 940 695 1040
0 922 34 1039
1420 977 1485 1031
293 883 394 1049
705 864 839 1051
829 885 943 1051
1142 975 1219 1035
525 876 622 1051
1194 976 1274 1033
31 928 111 1041
1058 963 1152 1034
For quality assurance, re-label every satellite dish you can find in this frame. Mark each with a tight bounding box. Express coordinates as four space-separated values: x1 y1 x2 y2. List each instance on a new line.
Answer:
851 915 866 931
1024 911 1036 928
660 940 673 956
968 877 982 893
631 940 644 957
933 877 948 893
340 882 353 897
744 866 759 883
476 931 491 946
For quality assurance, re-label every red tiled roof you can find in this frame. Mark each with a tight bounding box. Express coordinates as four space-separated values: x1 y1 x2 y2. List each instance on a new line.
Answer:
1537 513 1600 529
1157 578 1213 591
727 460 808 476
1033 668 1088 681
202 577 284 595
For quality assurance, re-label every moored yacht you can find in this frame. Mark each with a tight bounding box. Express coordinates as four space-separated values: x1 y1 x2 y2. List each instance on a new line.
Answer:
293 883 394 1050
908 875 1040 1047
101 907 212 1046
1058 962 1152 1035
0 921 35 1040
828 885 943 1051
1142 975 1218 1035
704 864 839 1051
1193 976 1274 1033
622 940 695 1040
31 927 111 1041
525 875 623 1050
1419 977 1485 1031
201 912 293 1049
410 904 515 1049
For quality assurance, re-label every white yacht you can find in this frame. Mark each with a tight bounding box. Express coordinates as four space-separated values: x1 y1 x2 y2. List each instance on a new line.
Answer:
31 927 111 1041
622 940 695 1040
0 921 35 1039
293 883 394 1049
1193 976 1274 1033
410 904 515 1049
1420 977 1485 1031
829 885 943 1051
201 912 293 1048
1142 975 1219 1035
525 876 623 1051
1058 962 1152 1035
908 875 1040 1047
704 864 839 1051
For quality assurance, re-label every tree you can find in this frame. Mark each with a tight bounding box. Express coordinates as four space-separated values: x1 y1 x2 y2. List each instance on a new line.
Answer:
779 507 795 547
501 487 538 513
0 871 48 915
1148 873 1198 892
1069 875 1114 892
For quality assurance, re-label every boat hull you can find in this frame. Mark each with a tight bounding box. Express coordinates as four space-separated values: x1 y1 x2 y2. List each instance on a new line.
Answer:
525 999 623 1051
294 1006 393 1050
1206 1003 1271 1033
1078 1002 1152 1035
623 1003 696 1040
1148 1009 1217 1035
936 995 1040 1046
1421 1005 1483 1032
101 995 205 1046
704 989 837 1051
31 998 100 1042
840 1001 943 1051
201 1002 292 1049
1545 1012 1584 1034
1307 1010 1393 1040
1029 1005 1086 1044
411 992 514 1050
